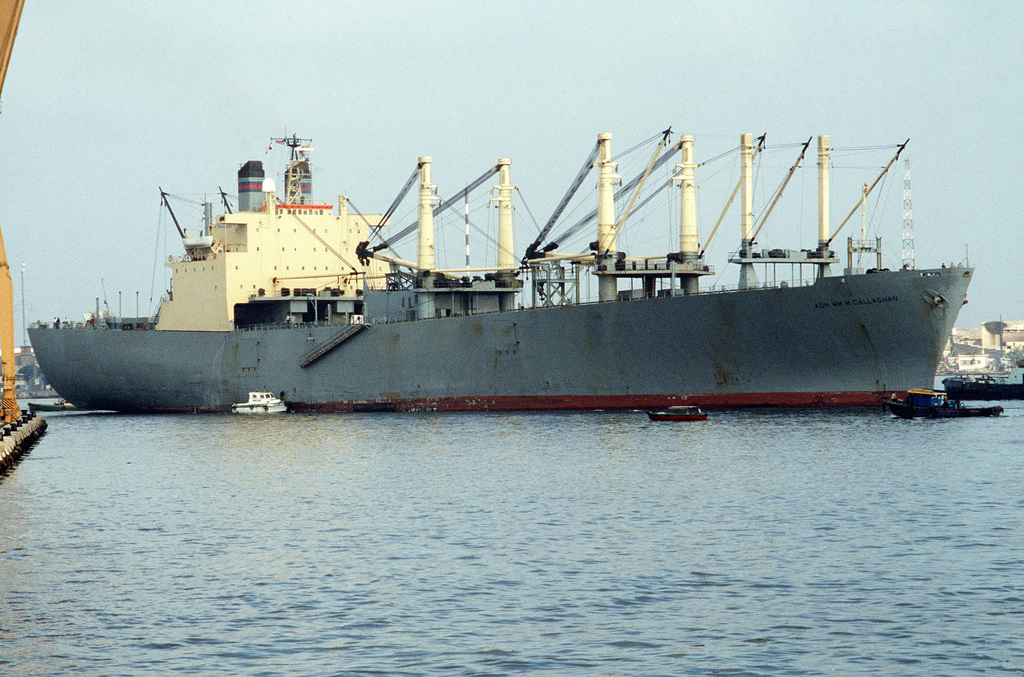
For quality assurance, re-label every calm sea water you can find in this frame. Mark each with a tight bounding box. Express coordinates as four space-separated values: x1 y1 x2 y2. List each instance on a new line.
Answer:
2 403 1023 676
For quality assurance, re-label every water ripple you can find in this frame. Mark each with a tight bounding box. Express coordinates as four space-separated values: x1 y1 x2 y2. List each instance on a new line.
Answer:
2 407 1024 674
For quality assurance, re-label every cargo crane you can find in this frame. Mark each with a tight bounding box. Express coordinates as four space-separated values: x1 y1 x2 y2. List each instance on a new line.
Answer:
1 0 26 423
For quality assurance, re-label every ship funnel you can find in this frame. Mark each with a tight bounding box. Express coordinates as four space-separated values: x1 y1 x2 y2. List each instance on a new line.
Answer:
237 160 265 212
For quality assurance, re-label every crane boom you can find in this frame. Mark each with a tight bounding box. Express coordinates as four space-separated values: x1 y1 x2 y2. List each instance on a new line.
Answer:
827 140 909 246
0 0 24 96
751 137 812 242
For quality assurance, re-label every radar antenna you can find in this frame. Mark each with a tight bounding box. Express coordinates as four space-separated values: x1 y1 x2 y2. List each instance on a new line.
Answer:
270 133 313 161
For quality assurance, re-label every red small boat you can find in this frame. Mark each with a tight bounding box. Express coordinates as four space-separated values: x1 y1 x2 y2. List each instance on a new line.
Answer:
647 405 708 421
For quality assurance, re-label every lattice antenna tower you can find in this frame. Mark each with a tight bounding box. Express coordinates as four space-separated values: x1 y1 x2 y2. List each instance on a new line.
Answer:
901 157 915 269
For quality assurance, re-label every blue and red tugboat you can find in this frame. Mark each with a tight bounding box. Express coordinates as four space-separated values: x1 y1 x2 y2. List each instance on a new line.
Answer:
885 389 1003 419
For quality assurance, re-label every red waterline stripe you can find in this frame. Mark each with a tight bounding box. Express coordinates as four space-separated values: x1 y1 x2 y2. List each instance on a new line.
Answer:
287 391 896 414
135 391 900 415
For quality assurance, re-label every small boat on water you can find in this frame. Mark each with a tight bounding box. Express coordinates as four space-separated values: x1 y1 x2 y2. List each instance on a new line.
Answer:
647 405 708 421
942 360 1024 400
231 391 287 414
884 389 1003 419
28 399 77 413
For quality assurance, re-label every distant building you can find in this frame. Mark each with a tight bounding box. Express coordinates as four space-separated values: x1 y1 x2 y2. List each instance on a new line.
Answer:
980 320 1024 351
13 345 55 397
944 321 1024 373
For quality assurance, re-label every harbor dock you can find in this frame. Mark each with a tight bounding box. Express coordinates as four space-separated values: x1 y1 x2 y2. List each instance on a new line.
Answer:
0 413 46 474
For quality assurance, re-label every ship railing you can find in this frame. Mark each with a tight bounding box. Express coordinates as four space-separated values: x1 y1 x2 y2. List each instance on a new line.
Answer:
608 279 819 302
30 319 156 330
234 320 352 332
358 278 827 326
30 278 818 333
691 279 818 295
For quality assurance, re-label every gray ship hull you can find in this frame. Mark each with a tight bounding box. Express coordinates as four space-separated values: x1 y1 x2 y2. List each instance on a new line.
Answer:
29 267 971 413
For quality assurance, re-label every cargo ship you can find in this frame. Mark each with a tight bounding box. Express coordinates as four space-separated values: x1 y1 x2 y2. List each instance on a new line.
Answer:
29 132 972 413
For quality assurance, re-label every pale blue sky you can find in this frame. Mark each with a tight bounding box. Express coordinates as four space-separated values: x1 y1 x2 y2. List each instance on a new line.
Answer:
1 1 1021 329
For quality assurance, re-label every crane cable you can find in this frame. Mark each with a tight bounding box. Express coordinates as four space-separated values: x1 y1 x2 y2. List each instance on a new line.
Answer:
750 137 812 242
380 165 500 251
370 166 421 240
545 141 682 252
614 128 672 238
699 135 765 258
827 140 909 246
522 142 600 261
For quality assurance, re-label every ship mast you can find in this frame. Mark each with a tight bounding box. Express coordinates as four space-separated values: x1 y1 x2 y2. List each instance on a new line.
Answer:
816 134 831 278
416 156 438 271
0 0 26 423
595 133 620 302
670 135 713 295
494 158 514 274
271 134 313 205
738 133 758 289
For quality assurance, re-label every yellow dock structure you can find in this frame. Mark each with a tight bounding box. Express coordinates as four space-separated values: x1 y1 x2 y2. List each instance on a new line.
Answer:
1 0 46 476
1 0 26 424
